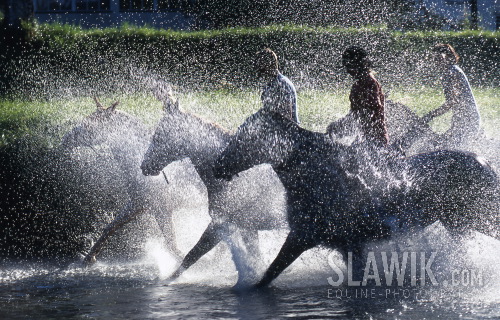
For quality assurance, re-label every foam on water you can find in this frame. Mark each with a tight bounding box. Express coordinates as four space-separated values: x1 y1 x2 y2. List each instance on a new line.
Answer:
130 220 500 311
4 216 492 304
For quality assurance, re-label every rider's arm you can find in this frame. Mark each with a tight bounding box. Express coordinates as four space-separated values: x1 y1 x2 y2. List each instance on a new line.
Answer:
421 101 452 124
423 66 461 124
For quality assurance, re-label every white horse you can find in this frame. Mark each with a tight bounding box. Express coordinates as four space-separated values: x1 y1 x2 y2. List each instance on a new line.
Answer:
61 98 185 264
141 86 287 280
384 100 500 172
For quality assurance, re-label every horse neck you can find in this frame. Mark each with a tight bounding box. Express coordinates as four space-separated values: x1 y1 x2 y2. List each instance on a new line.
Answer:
190 133 231 189
274 125 320 167
169 110 231 186
273 128 341 183
196 166 228 194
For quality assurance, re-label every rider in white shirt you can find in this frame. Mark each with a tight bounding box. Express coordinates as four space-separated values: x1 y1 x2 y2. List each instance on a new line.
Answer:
422 43 481 149
255 48 299 124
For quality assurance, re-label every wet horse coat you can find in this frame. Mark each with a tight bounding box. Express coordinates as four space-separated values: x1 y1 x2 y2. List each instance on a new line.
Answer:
141 92 287 280
213 110 499 288
61 99 183 263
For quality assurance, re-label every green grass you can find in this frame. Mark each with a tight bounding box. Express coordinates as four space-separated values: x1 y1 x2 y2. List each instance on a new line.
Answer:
1 87 498 147
29 22 499 41
181 86 499 135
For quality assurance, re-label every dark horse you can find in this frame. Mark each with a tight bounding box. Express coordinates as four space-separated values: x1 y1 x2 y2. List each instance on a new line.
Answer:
213 109 499 288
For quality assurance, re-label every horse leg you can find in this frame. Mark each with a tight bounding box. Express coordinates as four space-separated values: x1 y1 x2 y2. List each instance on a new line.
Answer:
227 229 262 286
169 221 229 280
154 210 183 258
340 244 365 284
254 231 315 289
83 200 144 266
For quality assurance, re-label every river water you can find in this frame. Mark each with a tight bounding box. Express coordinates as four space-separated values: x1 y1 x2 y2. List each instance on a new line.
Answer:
1 95 499 319
1 138 499 319
1 224 499 319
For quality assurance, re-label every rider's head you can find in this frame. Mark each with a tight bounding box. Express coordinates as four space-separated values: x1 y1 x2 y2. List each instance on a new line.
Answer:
255 48 279 77
432 43 459 65
342 46 372 77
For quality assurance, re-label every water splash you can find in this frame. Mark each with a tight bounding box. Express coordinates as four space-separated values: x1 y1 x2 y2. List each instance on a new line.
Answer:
0 42 498 320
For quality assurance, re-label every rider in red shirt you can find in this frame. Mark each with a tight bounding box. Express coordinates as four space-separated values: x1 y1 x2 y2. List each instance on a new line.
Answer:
329 46 388 147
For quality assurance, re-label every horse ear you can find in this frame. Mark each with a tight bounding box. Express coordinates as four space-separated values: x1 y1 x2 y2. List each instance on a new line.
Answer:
163 97 179 113
109 101 119 112
94 97 105 110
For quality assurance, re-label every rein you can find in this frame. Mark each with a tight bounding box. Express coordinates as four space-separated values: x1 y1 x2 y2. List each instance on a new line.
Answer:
162 170 170 184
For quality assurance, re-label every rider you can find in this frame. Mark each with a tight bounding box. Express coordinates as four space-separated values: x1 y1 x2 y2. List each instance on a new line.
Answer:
421 43 481 149
255 48 299 124
328 46 397 213
328 46 388 147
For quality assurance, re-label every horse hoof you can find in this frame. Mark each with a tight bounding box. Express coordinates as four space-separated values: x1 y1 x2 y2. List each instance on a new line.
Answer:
164 268 183 283
162 278 175 286
82 255 97 267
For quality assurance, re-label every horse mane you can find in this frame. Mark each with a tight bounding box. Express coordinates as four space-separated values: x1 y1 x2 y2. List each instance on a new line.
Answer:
158 100 232 145
89 102 152 142
180 109 232 137
249 109 333 147
153 85 232 139
244 109 296 131
114 109 150 134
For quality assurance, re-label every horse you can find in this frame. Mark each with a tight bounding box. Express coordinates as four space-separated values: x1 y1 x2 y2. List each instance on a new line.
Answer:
384 100 500 171
60 98 185 264
213 109 499 288
140 87 287 281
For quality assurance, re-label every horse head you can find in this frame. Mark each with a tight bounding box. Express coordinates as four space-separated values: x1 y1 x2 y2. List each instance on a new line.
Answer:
60 98 123 149
141 83 185 176
213 110 297 181
141 86 229 177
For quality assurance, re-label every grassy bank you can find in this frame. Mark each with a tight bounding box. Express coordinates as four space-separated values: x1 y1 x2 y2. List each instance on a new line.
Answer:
1 87 498 147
